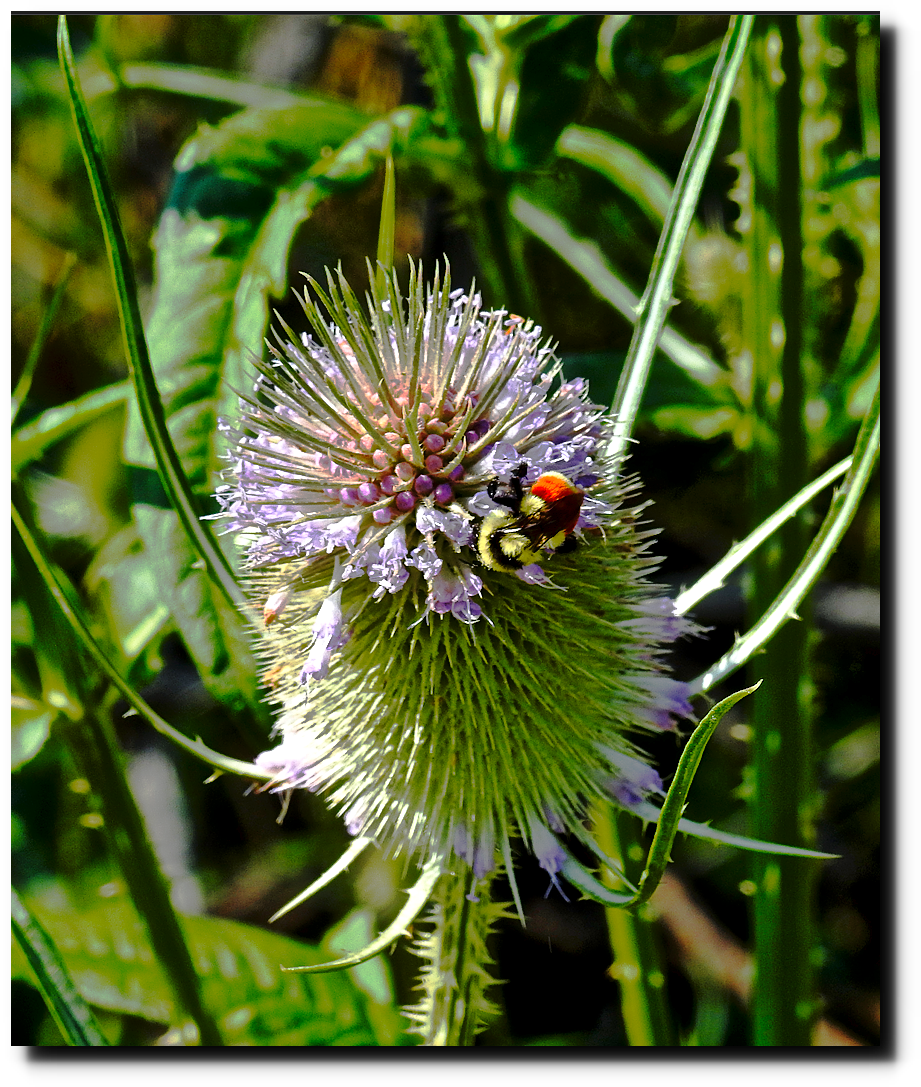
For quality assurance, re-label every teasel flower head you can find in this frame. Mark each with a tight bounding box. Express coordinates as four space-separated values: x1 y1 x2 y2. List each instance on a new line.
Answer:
216 263 693 900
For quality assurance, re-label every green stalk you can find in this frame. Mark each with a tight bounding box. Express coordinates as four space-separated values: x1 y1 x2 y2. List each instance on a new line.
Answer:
404 869 505 1046
12 504 223 1046
56 16 243 613
12 888 110 1046
12 502 270 783
68 705 225 1046
608 14 753 460
12 253 77 427
418 15 535 316
593 808 674 1046
587 16 753 1049
688 384 878 697
738 16 814 1046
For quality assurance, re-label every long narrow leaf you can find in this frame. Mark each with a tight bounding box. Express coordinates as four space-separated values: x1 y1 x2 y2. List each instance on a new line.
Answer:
675 457 852 616
608 14 754 459
286 859 444 975
11 502 271 783
12 253 77 427
690 382 879 695
12 888 110 1046
56 15 242 612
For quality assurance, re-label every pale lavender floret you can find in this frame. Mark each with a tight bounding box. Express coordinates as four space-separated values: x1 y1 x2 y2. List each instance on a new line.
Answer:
379 521 409 563
427 567 466 614
322 515 362 553
341 545 378 581
451 566 484 623
343 798 369 837
451 597 483 624
522 439 554 466
529 820 565 876
515 564 550 585
289 520 344 556
299 589 349 683
415 506 476 550
628 674 694 731
466 489 497 518
254 731 325 791
503 403 551 444
454 823 496 879
407 542 442 580
620 598 687 643
599 747 664 807
539 438 595 479
543 806 566 834
486 441 525 480
577 495 614 530
367 524 411 598
426 564 483 625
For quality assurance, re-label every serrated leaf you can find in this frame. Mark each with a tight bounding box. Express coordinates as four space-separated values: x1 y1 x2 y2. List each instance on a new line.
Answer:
121 102 440 710
131 505 259 712
120 102 366 708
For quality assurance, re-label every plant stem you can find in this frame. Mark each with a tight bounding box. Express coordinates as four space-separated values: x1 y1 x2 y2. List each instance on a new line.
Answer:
11 500 223 1045
607 14 753 461
593 806 675 1046
738 15 816 1046
407 869 504 1046
419 15 536 316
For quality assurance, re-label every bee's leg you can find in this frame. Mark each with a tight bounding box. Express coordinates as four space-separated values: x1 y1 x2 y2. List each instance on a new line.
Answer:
554 533 579 555
487 463 527 510
510 462 529 483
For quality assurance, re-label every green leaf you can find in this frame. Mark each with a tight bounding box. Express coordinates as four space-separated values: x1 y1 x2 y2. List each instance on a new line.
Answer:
638 807 838 859
11 697 54 770
122 100 365 481
827 158 879 188
83 525 171 663
509 15 601 170
121 102 430 711
11 382 130 476
57 16 242 619
12 889 110 1046
557 125 703 243
121 103 364 709
13 889 397 1046
308 106 433 189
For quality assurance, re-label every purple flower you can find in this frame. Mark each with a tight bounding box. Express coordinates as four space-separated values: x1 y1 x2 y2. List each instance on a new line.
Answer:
218 265 693 884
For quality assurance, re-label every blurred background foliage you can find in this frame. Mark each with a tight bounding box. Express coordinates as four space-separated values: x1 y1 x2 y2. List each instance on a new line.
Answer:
12 12 879 1046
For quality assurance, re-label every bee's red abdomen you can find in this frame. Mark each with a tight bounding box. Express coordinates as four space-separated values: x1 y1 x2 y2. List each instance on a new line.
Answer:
530 473 584 535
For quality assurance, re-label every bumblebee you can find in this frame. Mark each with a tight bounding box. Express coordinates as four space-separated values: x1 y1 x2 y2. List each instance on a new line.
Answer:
477 462 584 572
